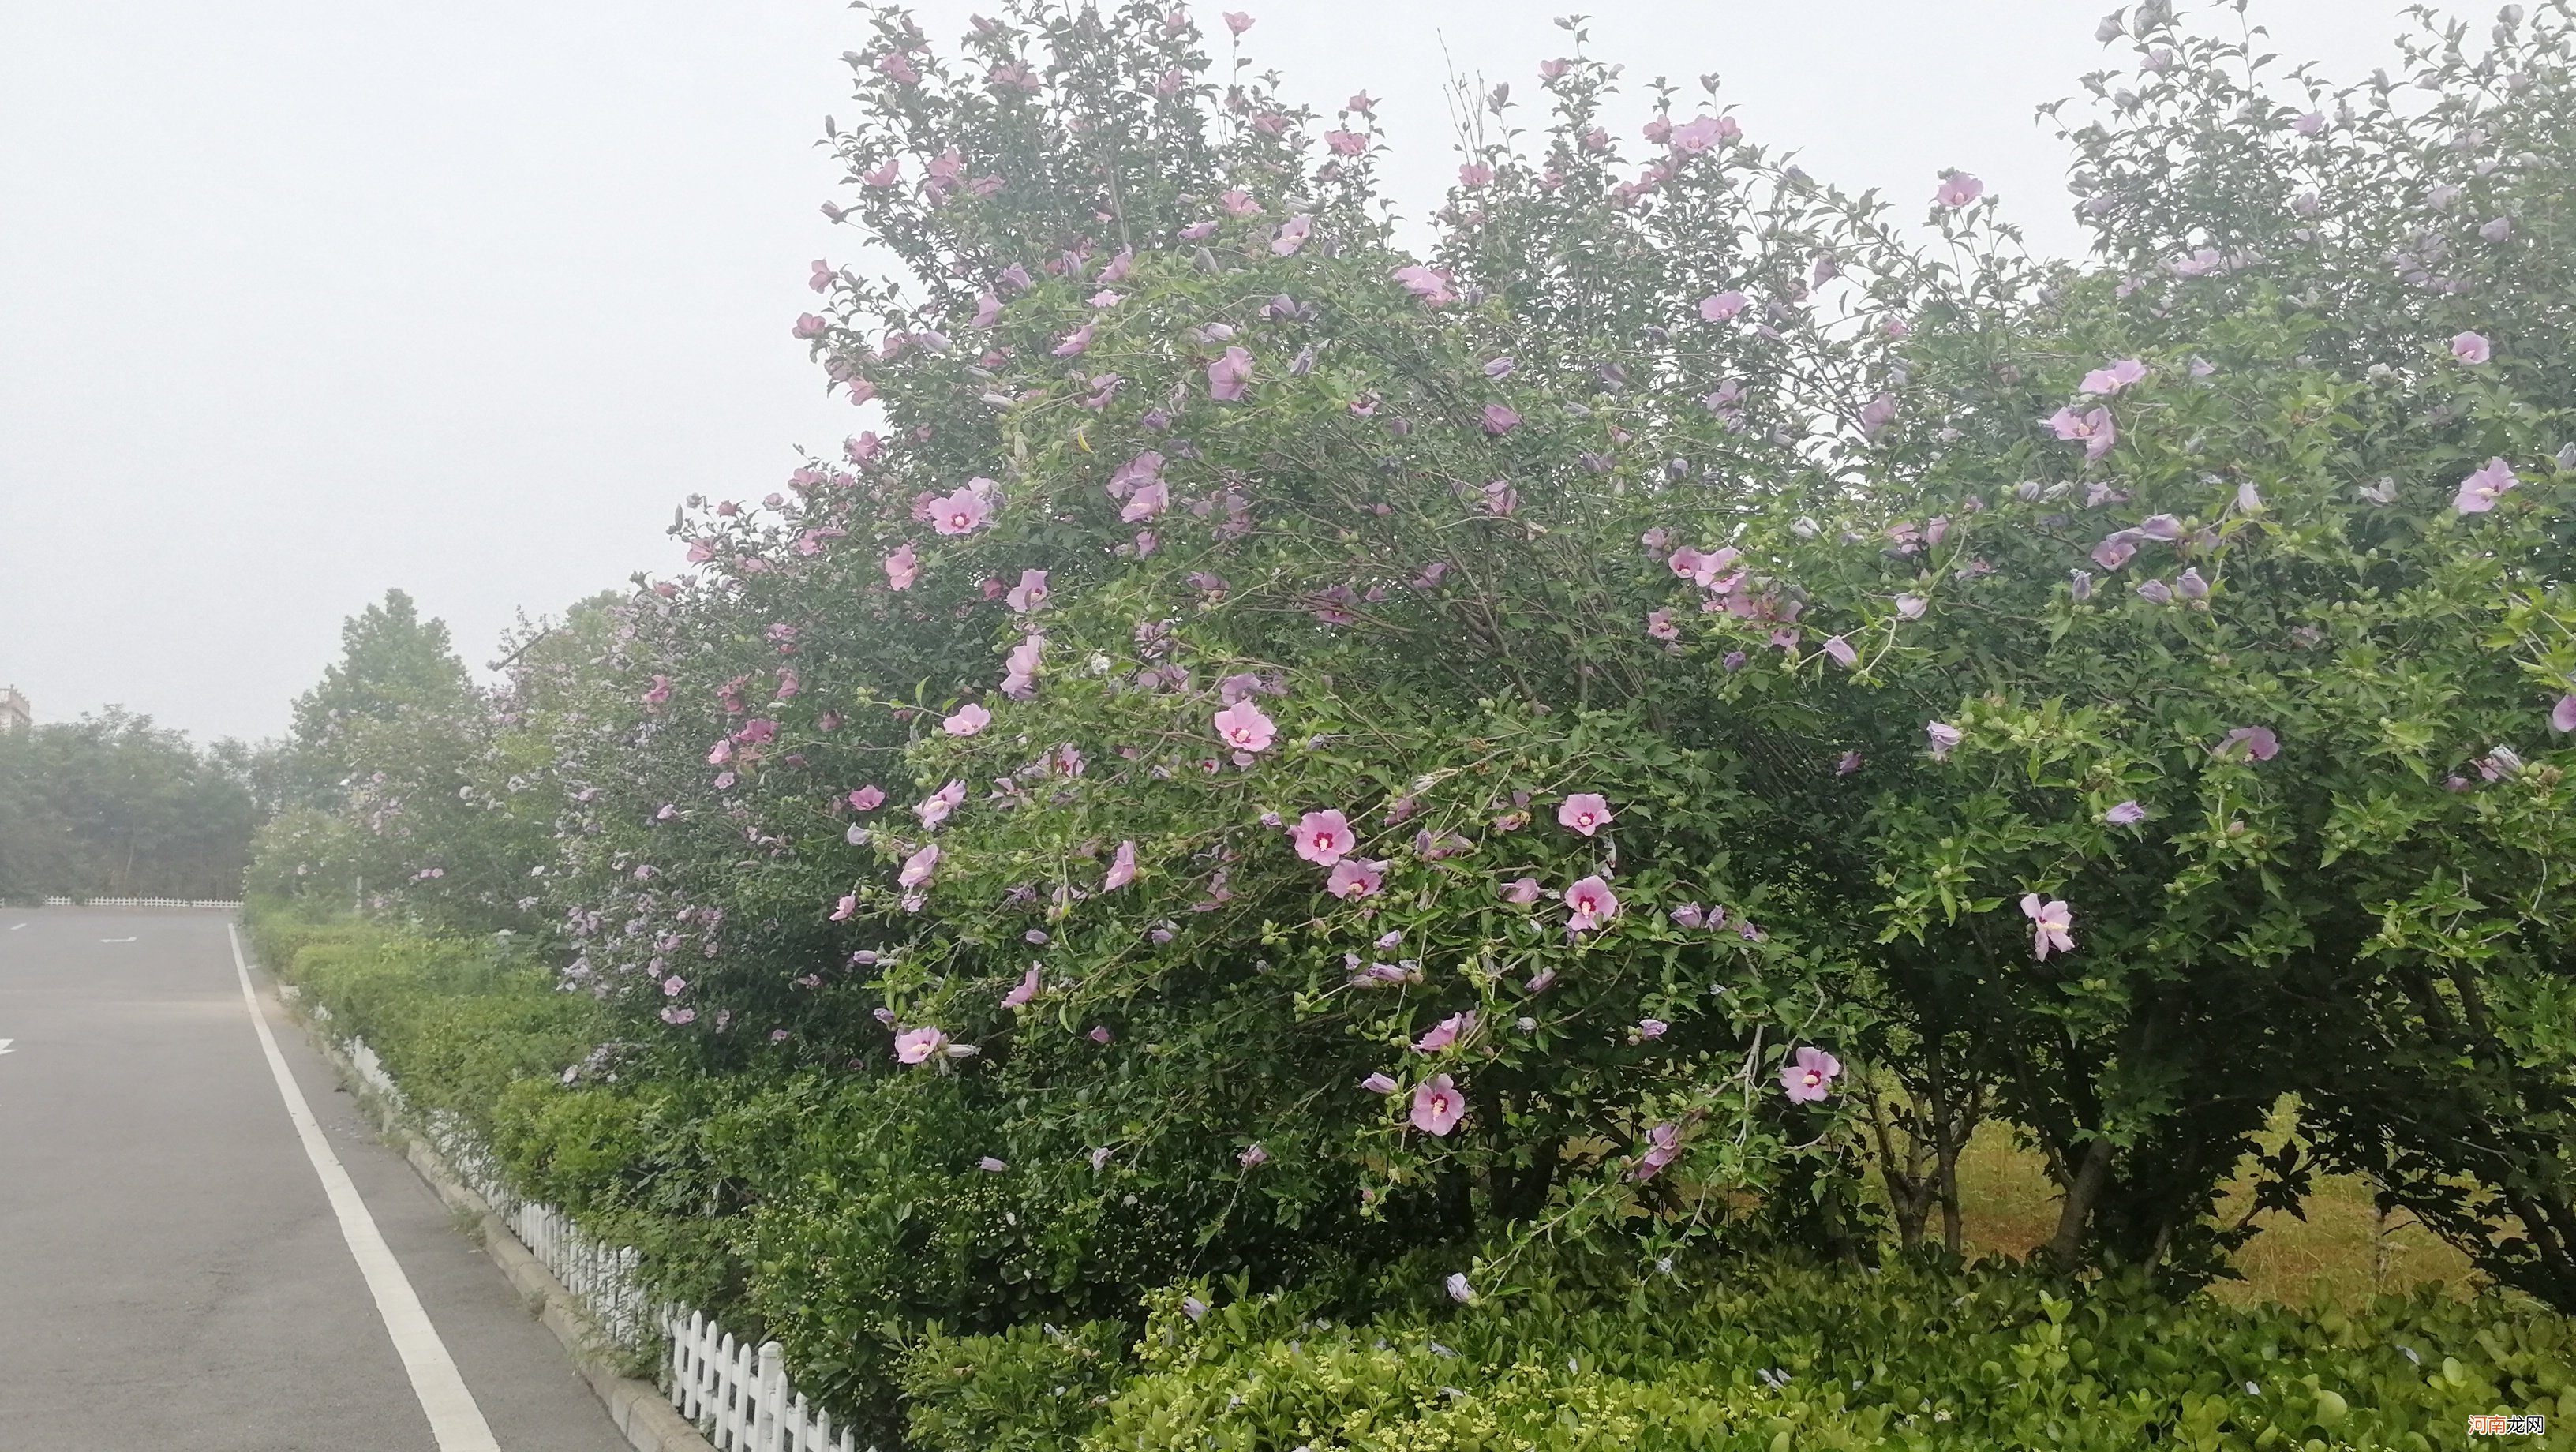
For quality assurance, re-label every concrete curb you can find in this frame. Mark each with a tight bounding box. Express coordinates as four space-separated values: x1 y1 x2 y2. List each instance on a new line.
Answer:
286 1001 717 1452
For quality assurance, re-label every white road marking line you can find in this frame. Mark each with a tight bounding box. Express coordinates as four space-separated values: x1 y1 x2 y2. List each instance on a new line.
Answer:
226 922 501 1451
99 937 137 943
0 1039 14 1056
9 922 25 930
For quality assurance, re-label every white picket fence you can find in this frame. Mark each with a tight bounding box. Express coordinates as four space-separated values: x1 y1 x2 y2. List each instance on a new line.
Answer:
39 896 244 908
327 1025 863 1450
669 1313 866 1452
513 1201 652 1349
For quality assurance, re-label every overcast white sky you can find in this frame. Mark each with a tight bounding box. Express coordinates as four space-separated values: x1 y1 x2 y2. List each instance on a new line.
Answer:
0 0 2417 745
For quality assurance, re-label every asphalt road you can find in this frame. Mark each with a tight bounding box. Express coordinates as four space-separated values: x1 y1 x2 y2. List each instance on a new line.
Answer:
0 907 633 1451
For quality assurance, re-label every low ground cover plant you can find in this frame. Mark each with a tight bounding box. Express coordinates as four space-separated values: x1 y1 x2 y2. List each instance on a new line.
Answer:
905 1255 2571 1451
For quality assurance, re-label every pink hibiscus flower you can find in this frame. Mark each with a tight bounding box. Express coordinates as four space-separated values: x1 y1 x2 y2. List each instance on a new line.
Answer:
1293 810 1354 866
1413 1011 1477 1053
2047 406 2117 462
1075 842 1131 899
1410 1074 1466 1135
2455 458 2518 514
1391 265 1453 304
894 1025 949 1064
898 844 942 889
1325 859 1386 900
1002 964 1041 1009
1208 346 1254 401
1564 874 1619 931
2080 358 2147 395
2021 894 2074 960
1213 699 1276 753
928 488 992 535
1558 793 1613 836
1780 1046 1841 1102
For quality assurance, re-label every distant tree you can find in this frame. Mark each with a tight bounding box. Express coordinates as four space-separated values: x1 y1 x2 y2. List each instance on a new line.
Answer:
250 589 627 938
286 589 476 808
0 709 262 899
205 735 291 821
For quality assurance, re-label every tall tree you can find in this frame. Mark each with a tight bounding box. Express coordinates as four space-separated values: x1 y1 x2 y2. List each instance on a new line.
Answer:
286 589 475 808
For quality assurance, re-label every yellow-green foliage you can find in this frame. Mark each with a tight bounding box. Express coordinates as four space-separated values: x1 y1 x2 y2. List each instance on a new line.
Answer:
247 900 599 1140
897 1319 1128 1452
904 1258 2570 1452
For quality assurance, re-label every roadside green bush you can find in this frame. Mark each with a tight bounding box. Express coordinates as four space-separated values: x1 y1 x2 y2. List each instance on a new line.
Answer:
897 1318 1129 1452
250 908 2570 1452
904 1255 2568 1452
248 903 600 1141
478 1059 1429 1446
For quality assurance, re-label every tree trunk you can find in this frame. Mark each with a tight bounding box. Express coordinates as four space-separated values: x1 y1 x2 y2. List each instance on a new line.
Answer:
2046 1135 2117 1269
1863 1075 1936 1249
1931 1074 1968 1257
2503 1185 2576 1312
1890 1181 1934 1250
1938 1151 1966 1256
1492 1139 1560 1222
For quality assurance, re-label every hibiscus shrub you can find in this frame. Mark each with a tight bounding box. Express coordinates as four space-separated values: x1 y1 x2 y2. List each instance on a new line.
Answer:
1804 2 2576 1301
252 0 2576 1432
544 0 1901 1343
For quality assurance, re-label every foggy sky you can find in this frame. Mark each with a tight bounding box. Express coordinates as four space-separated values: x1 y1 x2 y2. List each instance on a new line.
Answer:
0 0 2414 745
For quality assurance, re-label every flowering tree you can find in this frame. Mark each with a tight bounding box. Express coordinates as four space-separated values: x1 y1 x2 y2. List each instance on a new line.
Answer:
2019 0 2576 1302
275 1 2576 1373
1659 0 2576 1294
550 4 1904 1326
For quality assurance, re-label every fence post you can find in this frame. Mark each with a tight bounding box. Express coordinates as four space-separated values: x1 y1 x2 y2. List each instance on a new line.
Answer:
719 1330 741 1445
755 1341 785 1450
678 1310 706 1423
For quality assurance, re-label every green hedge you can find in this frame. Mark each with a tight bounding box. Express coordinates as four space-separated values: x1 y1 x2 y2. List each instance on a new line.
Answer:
904 1256 2570 1452
246 900 599 1143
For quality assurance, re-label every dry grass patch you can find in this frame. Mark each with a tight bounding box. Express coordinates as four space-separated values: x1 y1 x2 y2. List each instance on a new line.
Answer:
1930 1107 2477 1309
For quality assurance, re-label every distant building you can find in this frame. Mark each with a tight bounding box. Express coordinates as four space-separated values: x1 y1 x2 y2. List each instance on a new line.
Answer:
0 687 28 734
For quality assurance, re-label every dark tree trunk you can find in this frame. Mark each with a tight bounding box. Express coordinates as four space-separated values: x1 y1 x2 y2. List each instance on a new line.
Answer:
1866 1043 1984 1256
2046 1135 2117 1269
1928 1055 1971 1256
1863 1074 1938 1249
